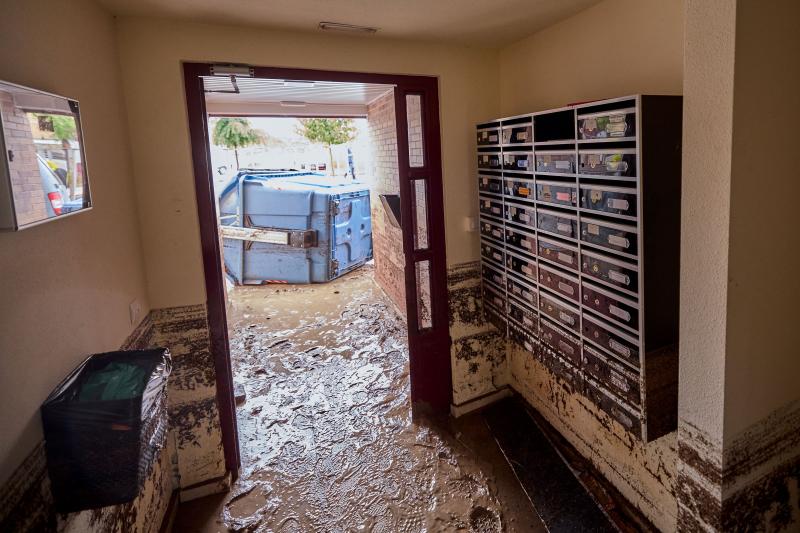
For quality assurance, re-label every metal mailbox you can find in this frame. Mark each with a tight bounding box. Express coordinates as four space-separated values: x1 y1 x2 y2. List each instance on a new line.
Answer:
506 275 538 309
581 313 641 368
584 379 642 438
478 152 501 170
480 239 505 267
538 349 582 391
537 208 578 240
482 281 506 311
539 290 580 333
582 345 641 407
505 226 536 256
581 282 640 333
478 174 503 195
503 151 533 172
477 127 500 146
481 262 505 290
477 94 683 442
580 184 638 219
508 298 537 332
503 176 536 202
501 124 532 145
509 319 537 354
580 217 639 257
504 201 535 227
540 316 581 366
506 250 537 284
535 150 575 174
479 218 505 243
479 196 504 219
578 149 637 178
577 108 636 140
581 249 639 296
484 300 507 335
538 262 579 302
536 180 577 208
537 236 579 271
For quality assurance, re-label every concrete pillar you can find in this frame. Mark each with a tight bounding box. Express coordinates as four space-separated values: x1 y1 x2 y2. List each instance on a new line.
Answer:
678 0 800 530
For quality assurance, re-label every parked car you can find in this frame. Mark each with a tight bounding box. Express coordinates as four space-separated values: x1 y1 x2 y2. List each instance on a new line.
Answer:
37 155 70 216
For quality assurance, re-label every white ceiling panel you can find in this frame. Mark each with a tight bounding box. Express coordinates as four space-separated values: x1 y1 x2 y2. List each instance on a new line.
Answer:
203 77 394 116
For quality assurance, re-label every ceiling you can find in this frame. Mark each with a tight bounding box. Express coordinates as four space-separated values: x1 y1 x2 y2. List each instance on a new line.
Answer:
96 0 601 47
203 77 394 116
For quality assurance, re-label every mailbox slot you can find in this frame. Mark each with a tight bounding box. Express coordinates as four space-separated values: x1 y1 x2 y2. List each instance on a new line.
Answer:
505 225 537 256
538 236 579 272
537 208 578 240
581 281 640 333
540 316 582 366
539 290 580 333
506 250 538 284
504 200 535 227
580 216 639 258
536 180 577 208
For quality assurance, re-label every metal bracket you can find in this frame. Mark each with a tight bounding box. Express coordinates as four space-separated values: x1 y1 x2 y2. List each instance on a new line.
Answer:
209 64 254 77
221 224 317 249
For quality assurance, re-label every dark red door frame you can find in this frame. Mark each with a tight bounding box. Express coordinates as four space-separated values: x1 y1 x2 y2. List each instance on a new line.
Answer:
182 63 451 475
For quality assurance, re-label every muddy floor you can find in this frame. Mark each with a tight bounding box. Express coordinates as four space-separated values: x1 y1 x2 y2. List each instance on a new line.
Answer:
174 265 544 532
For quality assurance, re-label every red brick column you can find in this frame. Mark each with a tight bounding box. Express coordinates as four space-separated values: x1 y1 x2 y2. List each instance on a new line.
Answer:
366 91 406 317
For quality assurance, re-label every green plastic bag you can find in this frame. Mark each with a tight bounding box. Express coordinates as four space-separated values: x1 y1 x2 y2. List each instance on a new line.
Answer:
77 362 148 402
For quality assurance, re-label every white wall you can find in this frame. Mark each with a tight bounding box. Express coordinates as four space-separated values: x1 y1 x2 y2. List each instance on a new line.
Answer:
498 0 683 115
114 17 500 309
723 0 800 440
0 0 149 485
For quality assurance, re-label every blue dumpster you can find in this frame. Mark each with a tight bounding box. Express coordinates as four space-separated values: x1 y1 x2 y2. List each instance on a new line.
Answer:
219 169 373 284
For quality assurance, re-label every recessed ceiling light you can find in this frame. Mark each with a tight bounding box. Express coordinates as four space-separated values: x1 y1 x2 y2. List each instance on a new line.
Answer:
280 101 308 107
283 80 316 88
318 21 378 34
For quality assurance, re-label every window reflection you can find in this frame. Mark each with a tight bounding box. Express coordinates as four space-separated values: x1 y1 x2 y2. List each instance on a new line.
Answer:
0 80 90 229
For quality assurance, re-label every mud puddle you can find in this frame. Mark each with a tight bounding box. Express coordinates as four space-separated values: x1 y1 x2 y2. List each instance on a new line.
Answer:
212 265 509 532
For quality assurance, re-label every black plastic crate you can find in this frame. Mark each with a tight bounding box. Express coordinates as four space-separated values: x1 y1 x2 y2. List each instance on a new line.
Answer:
41 348 172 513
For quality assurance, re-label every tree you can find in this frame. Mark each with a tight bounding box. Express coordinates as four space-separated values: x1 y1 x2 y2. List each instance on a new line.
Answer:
51 115 77 197
296 118 357 175
212 118 267 169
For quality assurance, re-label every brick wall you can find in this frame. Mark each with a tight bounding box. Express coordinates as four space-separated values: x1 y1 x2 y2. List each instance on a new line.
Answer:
366 91 406 317
0 90 48 226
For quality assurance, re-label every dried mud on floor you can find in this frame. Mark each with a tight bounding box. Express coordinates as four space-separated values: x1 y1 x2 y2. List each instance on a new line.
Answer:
174 265 542 532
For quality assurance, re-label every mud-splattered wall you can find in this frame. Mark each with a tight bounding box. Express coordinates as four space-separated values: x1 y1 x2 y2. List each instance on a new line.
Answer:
0 305 225 532
447 262 508 407
508 347 677 530
677 400 800 531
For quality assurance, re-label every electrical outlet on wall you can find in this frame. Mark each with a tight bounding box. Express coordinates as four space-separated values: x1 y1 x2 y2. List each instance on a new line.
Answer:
129 299 142 325
463 216 477 232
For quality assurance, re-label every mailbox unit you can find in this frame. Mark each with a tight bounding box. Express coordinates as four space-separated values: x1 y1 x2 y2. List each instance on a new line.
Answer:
476 95 682 441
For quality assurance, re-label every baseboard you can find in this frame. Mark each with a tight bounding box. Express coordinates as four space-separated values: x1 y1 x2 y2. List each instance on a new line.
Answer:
178 472 232 503
450 387 512 418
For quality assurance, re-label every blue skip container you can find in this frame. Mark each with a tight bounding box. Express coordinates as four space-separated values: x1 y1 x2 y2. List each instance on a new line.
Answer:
218 169 373 284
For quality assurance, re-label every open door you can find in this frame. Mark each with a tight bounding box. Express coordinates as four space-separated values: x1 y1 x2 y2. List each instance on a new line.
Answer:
394 84 452 412
184 64 452 476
